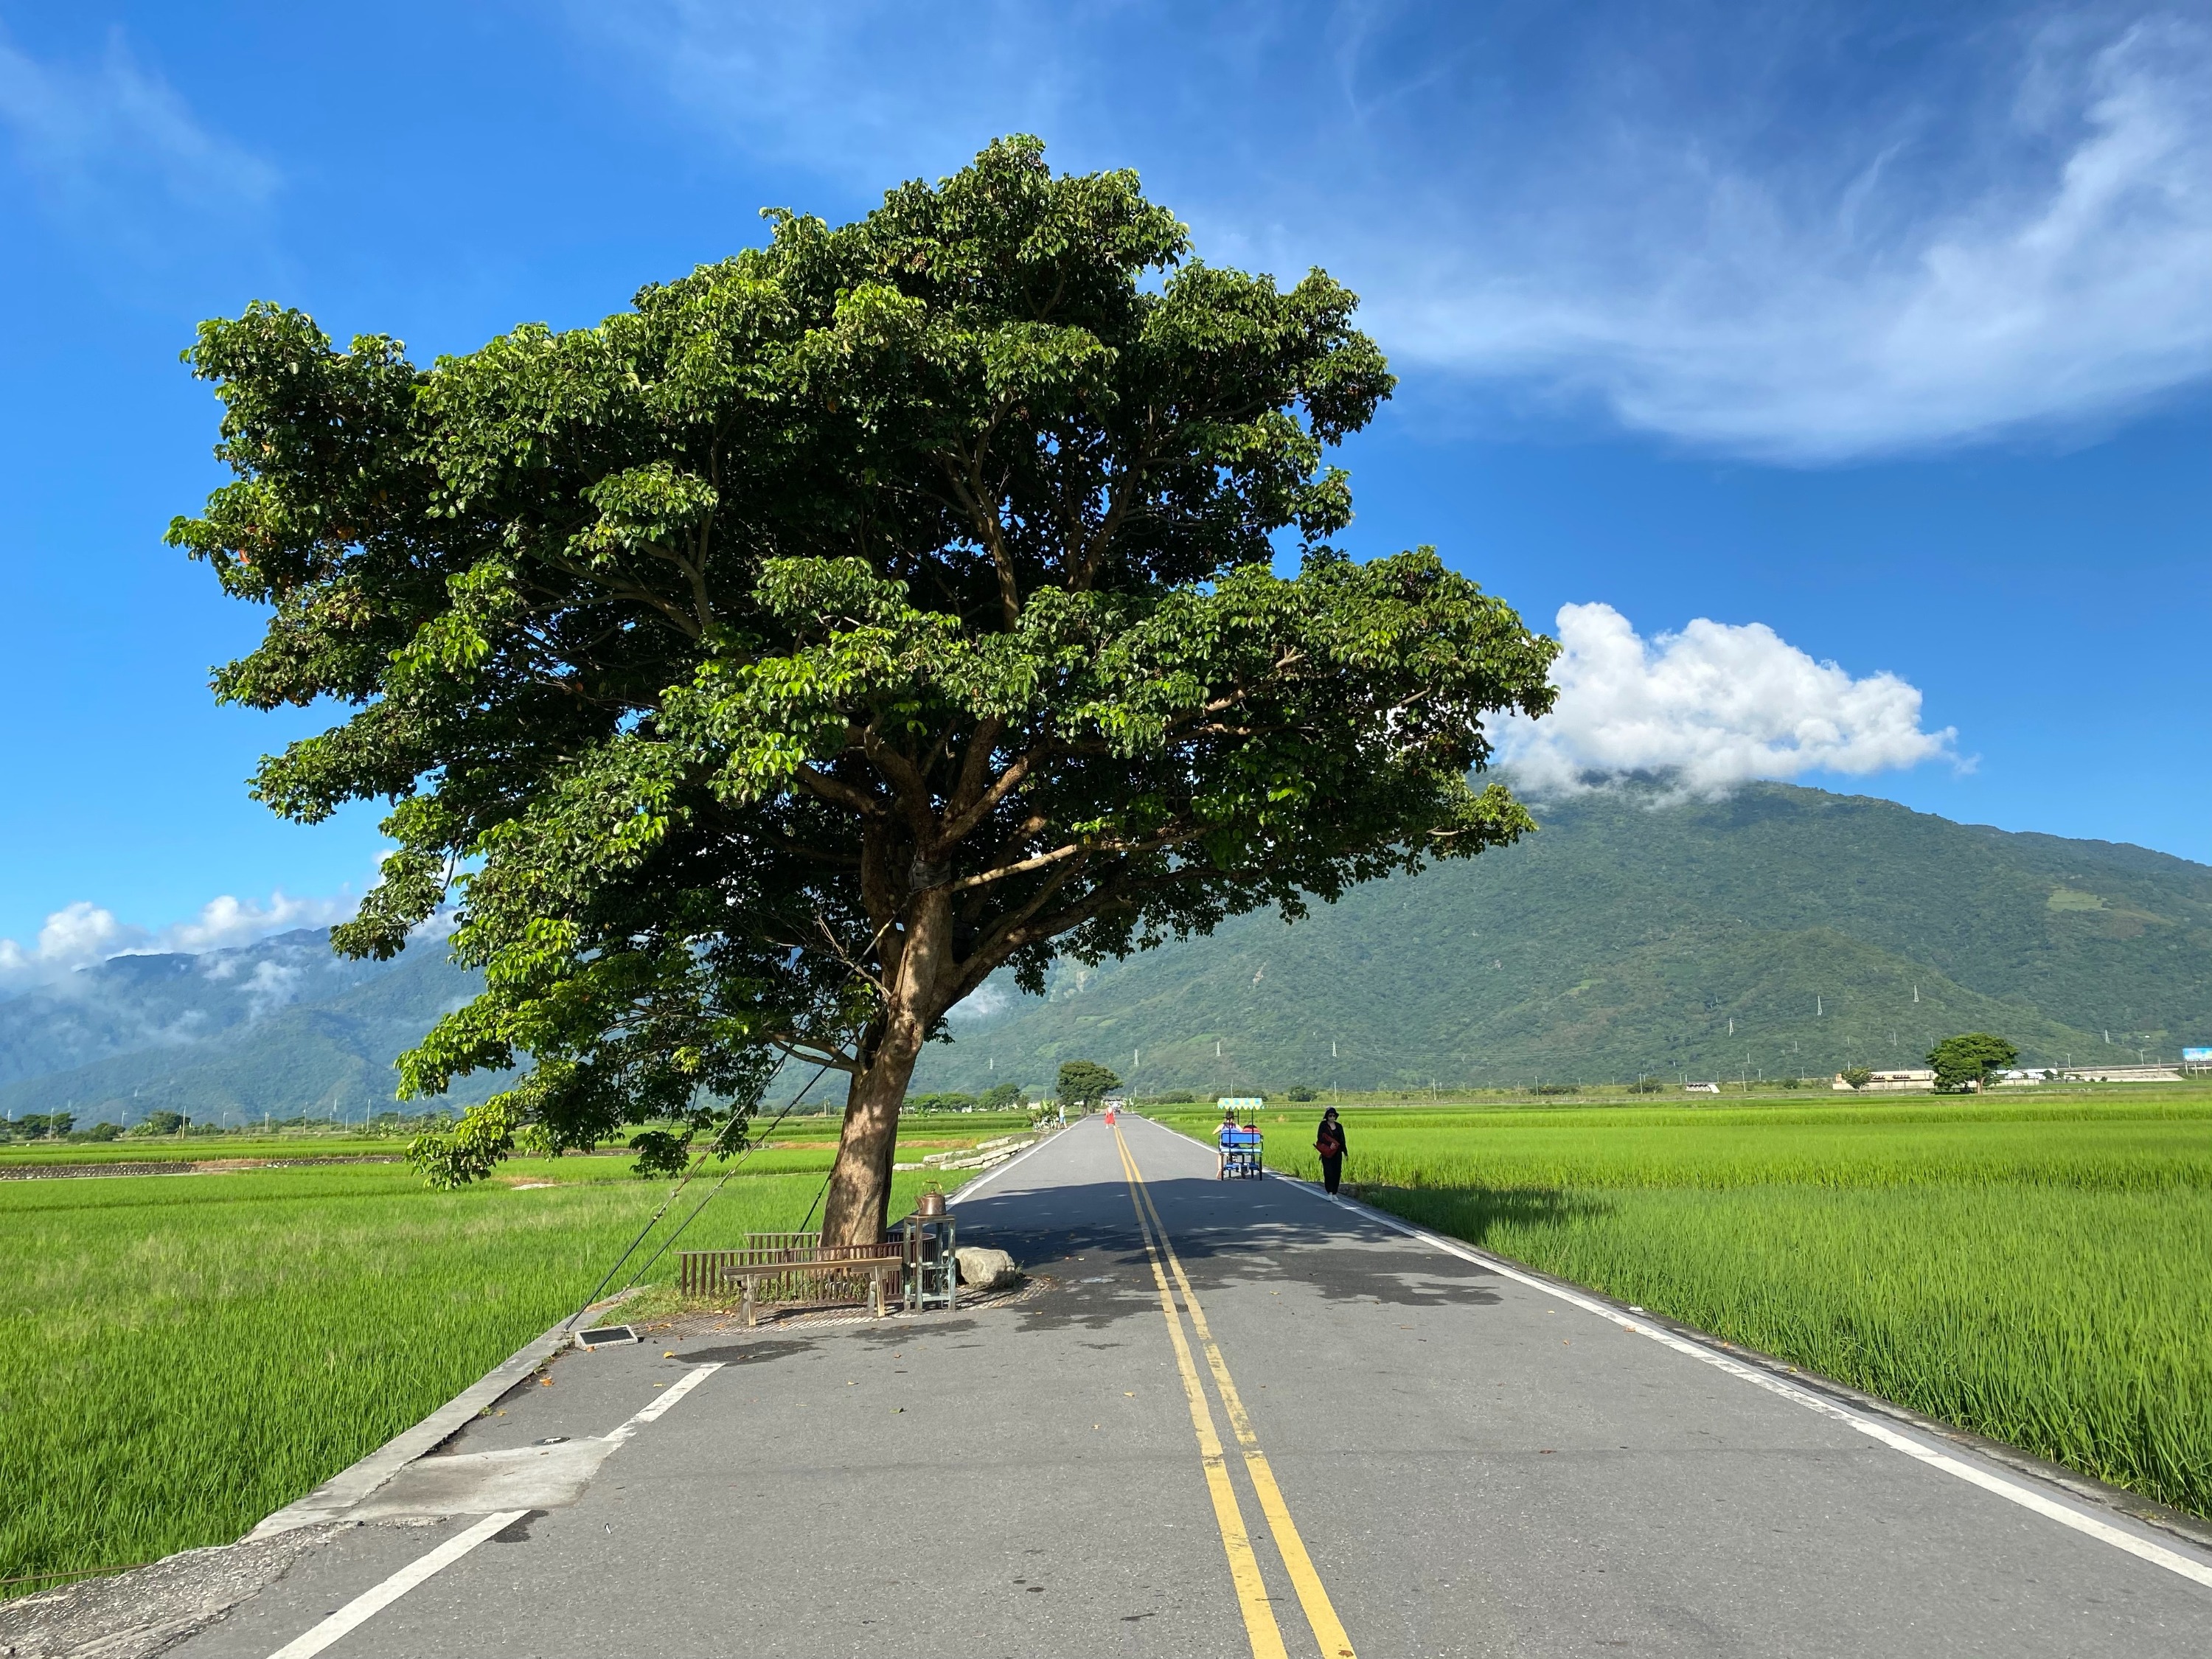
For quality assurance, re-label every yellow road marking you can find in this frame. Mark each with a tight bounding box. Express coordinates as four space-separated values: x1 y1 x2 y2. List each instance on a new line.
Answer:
1130 1166 1360 1659
1116 1122 1359 1659
1114 1128 1288 1659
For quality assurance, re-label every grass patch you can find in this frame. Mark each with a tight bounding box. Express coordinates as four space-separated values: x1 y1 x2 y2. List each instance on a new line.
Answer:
1154 1093 2212 1517
0 1116 1023 1594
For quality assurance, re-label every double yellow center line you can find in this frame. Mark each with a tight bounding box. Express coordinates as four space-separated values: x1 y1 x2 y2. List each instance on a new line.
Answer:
1112 1121 1357 1659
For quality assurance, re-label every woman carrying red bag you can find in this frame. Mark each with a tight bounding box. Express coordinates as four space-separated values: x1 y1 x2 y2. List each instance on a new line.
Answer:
1314 1106 1347 1195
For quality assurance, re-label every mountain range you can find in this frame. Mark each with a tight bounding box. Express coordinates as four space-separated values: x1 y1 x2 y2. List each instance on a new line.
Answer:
6 778 2209 1125
912 779 2212 1094
0 931 501 1129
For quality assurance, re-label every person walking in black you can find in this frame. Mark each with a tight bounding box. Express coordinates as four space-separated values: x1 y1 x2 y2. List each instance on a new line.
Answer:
1315 1106 1346 1195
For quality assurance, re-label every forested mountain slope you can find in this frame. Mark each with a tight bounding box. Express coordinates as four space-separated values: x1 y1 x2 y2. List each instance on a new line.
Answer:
0 933 500 1127
910 782 2212 1094
10 782 2208 1121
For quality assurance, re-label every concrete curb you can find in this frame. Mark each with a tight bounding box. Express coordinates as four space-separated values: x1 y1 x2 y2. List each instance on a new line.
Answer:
247 1288 639 1540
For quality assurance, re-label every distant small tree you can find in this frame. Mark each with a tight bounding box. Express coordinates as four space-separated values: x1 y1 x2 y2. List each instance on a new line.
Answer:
1840 1067 1873 1090
1284 1084 1317 1102
1928 1033 2017 1092
134 1110 185 1136
906 1091 976 1113
1155 1089 1195 1104
1627 1076 1663 1094
978 1082 1020 1111
1057 1060 1121 1110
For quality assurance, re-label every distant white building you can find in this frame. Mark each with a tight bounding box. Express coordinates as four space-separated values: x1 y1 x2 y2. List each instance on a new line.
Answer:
1833 1069 1936 1092
1685 1082 1721 1094
2051 1064 2183 1084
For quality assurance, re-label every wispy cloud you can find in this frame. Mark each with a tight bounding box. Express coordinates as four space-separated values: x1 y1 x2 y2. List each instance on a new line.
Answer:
1371 14 2212 460
0 25 277 243
1496 602 1959 796
0 891 352 987
583 3 2212 462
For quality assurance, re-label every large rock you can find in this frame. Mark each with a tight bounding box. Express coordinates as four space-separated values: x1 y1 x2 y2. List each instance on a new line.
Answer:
954 1246 1018 1291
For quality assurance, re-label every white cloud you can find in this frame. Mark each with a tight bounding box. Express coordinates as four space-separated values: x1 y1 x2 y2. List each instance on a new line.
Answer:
157 891 350 956
0 891 355 988
0 26 277 235
1496 603 1958 796
1378 17 2212 460
588 4 2212 462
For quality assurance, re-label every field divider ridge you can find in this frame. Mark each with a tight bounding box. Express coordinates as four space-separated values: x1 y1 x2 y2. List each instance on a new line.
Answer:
1127 1099 2212 1595
248 1287 643 1540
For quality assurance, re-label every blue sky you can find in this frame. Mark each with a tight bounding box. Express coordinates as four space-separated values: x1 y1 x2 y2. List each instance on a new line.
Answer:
0 1 2206 974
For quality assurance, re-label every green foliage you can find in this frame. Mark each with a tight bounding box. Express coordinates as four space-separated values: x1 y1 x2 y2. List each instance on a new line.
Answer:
978 1082 1020 1111
170 136 1554 1202
914 779 2212 1092
1627 1077 1664 1093
1929 1032 2019 1092
907 1092 978 1113
1056 1059 1121 1109
1284 1085 1317 1101
1840 1067 1874 1089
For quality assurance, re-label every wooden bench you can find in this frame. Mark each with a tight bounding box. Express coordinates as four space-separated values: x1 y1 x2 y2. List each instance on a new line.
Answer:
680 1234 905 1326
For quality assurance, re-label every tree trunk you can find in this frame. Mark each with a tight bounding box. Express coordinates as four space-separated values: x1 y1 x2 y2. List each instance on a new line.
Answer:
818 891 954 1245
818 1036 923 1245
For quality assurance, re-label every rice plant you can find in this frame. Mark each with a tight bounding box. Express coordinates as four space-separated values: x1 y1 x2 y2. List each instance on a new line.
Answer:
1158 1093 2212 1516
0 1152 934 1593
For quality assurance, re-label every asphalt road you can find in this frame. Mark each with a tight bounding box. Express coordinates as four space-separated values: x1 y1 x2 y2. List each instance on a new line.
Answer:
167 1112 2212 1658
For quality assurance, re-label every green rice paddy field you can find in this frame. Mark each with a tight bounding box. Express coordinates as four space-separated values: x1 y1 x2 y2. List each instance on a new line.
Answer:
1160 1090 2212 1520
0 1116 1029 1596
10 1095 2212 1598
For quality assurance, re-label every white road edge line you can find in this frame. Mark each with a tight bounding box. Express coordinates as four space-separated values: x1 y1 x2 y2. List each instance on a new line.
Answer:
262 1363 726 1658
1131 1114 2212 1593
263 1509 525 1659
611 1360 723 1438
947 1120 1067 1204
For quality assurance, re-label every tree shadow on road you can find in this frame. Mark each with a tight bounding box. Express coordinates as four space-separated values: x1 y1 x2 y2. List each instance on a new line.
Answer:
1352 1183 1611 1253
951 1175 1612 1329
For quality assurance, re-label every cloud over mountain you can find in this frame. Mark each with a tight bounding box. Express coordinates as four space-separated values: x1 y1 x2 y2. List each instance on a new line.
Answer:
0 891 354 989
1495 603 1958 796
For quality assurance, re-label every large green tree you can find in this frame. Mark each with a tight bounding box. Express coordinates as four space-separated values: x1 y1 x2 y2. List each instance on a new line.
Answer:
170 139 1556 1242
1056 1060 1122 1110
1928 1032 2018 1092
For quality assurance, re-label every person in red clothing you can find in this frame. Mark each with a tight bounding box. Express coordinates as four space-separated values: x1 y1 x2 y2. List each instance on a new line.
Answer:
1315 1106 1347 1194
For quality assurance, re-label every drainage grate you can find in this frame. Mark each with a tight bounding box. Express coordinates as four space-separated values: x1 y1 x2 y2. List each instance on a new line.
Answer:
574 1324 641 1350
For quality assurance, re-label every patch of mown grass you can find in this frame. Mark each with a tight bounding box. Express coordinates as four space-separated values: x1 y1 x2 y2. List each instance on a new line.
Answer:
0 1150 941 1594
1150 1095 2212 1517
